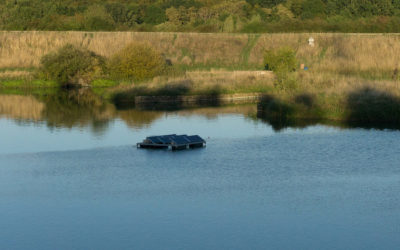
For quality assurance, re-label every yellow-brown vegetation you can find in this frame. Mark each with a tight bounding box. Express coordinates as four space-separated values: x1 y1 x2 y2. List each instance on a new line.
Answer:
0 31 248 68
0 70 32 79
108 42 165 80
2 32 400 97
1 32 400 75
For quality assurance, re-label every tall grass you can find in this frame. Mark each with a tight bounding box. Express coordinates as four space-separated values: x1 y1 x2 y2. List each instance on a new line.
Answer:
2 32 400 77
0 31 248 69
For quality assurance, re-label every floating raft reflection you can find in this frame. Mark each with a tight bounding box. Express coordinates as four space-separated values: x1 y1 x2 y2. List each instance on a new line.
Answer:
137 134 206 150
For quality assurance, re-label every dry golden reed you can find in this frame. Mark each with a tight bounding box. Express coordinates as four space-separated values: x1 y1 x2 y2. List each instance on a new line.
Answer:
2 31 400 73
0 31 248 68
0 70 31 79
251 33 400 80
2 31 400 98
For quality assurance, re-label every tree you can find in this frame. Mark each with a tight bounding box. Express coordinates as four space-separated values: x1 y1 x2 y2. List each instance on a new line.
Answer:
144 6 166 24
289 0 303 17
301 0 326 19
246 0 285 8
84 5 115 31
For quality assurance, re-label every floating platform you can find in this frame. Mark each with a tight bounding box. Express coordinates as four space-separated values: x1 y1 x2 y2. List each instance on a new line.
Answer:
137 134 206 150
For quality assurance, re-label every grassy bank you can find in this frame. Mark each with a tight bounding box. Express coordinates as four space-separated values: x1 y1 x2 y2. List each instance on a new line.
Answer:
2 31 400 126
2 32 400 76
2 32 400 86
108 70 274 103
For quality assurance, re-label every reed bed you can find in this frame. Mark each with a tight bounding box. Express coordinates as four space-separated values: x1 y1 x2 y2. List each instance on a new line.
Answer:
2 31 400 74
0 31 248 69
0 70 32 79
2 31 400 84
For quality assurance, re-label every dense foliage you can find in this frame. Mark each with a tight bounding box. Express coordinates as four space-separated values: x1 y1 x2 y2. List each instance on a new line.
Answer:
264 47 297 73
2 0 400 32
264 46 297 88
39 44 106 86
108 42 166 81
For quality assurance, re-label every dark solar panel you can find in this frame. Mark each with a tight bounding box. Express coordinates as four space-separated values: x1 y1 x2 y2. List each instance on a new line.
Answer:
160 136 173 143
187 135 205 143
171 135 190 145
144 134 204 146
147 134 176 144
147 136 163 144
177 135 190 140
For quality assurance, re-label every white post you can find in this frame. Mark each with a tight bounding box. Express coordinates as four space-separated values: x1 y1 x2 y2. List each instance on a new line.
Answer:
308 37 315 47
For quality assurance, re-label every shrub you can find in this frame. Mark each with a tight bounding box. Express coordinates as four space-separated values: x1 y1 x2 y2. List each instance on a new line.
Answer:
85 16 115 31
301 0 326 19
108 42 166 81
264 47 298 88
241 21 268 33
144 6 166 24
264 47 297 73
39 44 106 86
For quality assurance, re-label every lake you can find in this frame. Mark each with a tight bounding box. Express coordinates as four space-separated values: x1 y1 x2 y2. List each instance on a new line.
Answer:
1 91 400 250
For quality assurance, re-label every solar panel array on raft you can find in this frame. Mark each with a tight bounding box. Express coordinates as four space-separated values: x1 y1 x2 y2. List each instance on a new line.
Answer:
137 134 206 150
186 135 204 143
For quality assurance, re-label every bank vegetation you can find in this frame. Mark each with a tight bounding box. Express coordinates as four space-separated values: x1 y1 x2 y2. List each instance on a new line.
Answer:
1 31 400 125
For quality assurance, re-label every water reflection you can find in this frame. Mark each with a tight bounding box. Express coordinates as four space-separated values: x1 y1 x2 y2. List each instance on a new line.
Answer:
0 94 45 121
2 88 400 133
0 89 159 133
256 91 400 131
0 89 258 133
41 89 114 135
2 91 400 250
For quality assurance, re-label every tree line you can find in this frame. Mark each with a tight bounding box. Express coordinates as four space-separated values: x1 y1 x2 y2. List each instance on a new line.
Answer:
2 0 400 32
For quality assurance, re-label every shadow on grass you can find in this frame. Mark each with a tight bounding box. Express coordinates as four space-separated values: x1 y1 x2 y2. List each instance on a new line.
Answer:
257 93 325 131
345 87 400 129
112 79 224 111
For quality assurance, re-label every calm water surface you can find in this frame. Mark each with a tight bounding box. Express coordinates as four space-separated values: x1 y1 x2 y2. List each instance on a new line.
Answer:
1 92 400 249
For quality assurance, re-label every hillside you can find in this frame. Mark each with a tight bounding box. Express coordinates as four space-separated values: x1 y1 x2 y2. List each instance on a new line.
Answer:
1 0 400 33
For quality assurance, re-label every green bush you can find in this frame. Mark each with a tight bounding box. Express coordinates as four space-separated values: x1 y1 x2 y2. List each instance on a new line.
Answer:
264 47 297 73
241 22 268 33
108 42 166 81
39 44 106 86
143 6 166 24
301 0 326 19
85 16 115 31
264 47 298 88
